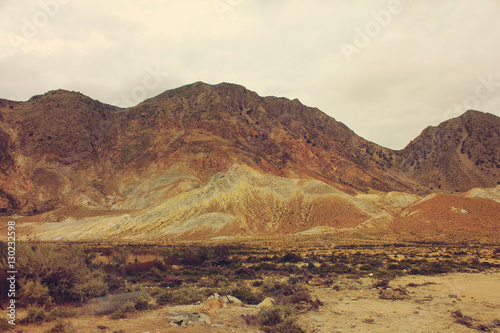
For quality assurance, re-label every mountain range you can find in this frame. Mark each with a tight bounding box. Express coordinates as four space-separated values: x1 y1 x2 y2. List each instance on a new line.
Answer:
1 82 499 241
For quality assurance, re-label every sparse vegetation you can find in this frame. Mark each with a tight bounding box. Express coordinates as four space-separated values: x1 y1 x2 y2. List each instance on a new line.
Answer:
43 319 76 333
4 241 499 331
19 304 48 325
13 243 108 304
245 304 305 333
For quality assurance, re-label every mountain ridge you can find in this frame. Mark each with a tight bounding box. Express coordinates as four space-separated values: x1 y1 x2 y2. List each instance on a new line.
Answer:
0 82 499 220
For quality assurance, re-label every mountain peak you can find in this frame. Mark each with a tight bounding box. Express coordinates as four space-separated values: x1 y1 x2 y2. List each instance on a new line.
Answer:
398 109 500 192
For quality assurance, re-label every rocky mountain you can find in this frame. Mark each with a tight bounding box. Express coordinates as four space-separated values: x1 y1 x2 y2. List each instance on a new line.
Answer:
0 82 411 216
0 82 499 241
397 110 500 193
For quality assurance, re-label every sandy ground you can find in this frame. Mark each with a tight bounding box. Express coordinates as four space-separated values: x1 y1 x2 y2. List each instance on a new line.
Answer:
16 272 500 333
299 272 500 333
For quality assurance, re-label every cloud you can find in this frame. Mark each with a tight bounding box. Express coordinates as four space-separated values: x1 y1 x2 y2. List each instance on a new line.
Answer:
0 0 499 149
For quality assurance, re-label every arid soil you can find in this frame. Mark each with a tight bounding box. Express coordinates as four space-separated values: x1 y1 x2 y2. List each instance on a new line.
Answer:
17 272 500 333
300 272 500 333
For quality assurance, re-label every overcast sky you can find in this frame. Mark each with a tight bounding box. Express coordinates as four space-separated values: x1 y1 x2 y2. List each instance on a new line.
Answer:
1 0 499 149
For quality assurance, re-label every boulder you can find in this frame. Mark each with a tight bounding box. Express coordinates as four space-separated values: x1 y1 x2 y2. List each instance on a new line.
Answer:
226 295 243 306
168 312 211 326
257 297 275 309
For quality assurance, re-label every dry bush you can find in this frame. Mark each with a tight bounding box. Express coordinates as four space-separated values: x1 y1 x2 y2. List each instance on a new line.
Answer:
259 278 322 311
43 319 76 333
245 304 304 333
16 243 108 304
151 284 206 305
230 284 264 305
19 304 48 325
379 287 409 300
48 308 76 320
19 278 52 306
0 319 14 331
110 300 136 320
278 252 302 263
451 310 476 329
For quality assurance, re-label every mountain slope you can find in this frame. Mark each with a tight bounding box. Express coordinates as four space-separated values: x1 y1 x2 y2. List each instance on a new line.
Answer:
29 165 389 241
397 110 500 192
0 82 499 241
0 82 412 216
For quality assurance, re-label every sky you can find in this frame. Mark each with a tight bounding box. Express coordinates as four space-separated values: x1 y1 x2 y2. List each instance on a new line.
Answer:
1 0 499 149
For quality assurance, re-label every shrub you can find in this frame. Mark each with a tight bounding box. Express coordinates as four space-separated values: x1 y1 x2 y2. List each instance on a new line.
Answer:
261 278 302 297
16 243 108 303
234 267 257 278
251 262 279 271
372 279 390 290
359 264 375 271
160 276 185 288
277 290 323 311
166 245 231 267
19 278 52 306
245 304 304 333
170 285 206 304
121 300 136 313
109 300 136 320
48 308 76 320
151 284 206 305
72 270 108 302
0 319 14 331
134 296 151 311
43 319 76 333
111 247 128 266
109 309 126 320
20 304 48 325
409 262 453 275
451 310 474 328
151 288 172 305
379 287 409 300
330 262 354 274
279 253 302 263
230 284 264 305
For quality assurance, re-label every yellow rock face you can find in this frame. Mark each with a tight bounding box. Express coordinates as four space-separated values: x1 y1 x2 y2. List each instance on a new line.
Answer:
30 165 384 241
